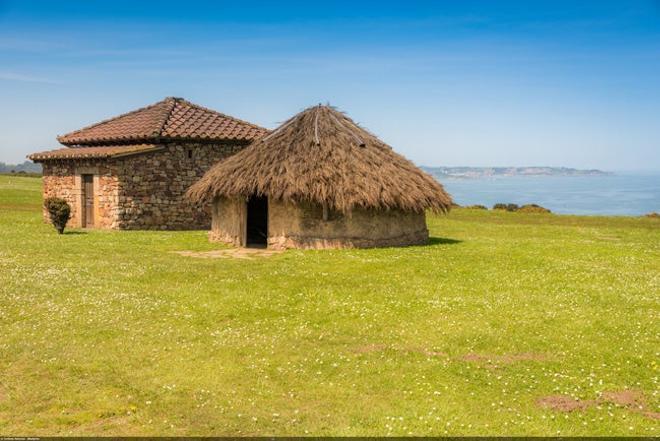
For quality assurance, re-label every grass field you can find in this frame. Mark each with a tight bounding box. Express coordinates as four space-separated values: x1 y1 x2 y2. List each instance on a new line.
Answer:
0 175 658 436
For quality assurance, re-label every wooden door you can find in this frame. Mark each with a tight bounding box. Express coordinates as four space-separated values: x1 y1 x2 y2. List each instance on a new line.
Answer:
82 174 94 227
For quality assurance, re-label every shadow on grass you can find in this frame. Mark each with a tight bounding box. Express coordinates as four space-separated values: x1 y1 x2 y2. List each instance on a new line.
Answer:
428 236 462 246
63 230 88 235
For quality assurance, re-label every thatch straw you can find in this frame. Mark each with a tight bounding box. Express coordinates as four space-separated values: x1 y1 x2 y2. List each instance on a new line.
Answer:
187 105 453 214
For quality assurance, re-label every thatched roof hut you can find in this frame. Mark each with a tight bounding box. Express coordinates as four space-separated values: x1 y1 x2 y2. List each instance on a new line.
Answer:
188 105 452 249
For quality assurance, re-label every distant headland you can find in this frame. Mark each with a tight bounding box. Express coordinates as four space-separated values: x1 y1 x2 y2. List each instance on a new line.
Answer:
2 162 613 179
422 166 612 179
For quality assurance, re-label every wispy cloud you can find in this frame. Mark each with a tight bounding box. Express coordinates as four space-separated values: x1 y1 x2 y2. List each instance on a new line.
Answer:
0 72 60 84
0 36 70 52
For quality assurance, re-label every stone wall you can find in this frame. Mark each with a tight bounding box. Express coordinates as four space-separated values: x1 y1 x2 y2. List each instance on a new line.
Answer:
114 143 242 230
209 197 429 249
40 142 243 230
42 161 119 228
42 162 78 224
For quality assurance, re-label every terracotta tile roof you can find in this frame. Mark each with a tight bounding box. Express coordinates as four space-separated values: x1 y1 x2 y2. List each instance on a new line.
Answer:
57 97 269 146
29 144 164 162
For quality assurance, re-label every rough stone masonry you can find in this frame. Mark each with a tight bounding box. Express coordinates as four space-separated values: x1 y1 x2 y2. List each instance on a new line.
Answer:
41 143 243 230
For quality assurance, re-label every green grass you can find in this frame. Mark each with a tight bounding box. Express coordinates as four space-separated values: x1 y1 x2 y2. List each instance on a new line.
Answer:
0 175 658 436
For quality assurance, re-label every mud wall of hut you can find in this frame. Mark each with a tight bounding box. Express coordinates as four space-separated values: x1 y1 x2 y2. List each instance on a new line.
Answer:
40 143 245 230
208 197 429 249
209 197 245 246
267 200 429 249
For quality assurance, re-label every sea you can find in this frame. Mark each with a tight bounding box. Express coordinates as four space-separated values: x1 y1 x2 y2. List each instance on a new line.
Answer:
437 172 660 216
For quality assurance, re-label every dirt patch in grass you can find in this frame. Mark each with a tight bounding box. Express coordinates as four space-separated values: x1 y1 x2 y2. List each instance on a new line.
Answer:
601 390 644 407
174 248 284 260
642 411 660 420
537 389 657 420
537 395 594 412
460 353 486 362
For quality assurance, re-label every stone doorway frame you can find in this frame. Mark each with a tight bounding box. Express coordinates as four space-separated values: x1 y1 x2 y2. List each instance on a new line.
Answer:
73 166 100 228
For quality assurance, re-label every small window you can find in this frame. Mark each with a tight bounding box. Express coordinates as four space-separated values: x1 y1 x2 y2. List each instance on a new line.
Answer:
187 149 193 159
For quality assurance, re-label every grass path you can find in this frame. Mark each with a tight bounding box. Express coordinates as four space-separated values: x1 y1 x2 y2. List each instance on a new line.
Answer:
0 175 658 436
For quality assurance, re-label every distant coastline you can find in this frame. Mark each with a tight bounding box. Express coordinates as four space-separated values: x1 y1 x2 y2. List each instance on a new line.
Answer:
437 172 658 216
0 161 616 179
422 166 612 179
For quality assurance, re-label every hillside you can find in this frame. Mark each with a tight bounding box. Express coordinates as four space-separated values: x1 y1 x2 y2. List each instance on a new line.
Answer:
0 175 658 436
423 166 611 179
0 160 42 174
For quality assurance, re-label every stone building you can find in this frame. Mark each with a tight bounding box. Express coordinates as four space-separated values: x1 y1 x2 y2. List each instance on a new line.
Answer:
29 97 268 230
187 105 453 249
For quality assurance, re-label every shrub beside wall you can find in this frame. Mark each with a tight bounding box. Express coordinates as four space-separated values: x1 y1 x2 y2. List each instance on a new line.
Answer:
44 197 71 234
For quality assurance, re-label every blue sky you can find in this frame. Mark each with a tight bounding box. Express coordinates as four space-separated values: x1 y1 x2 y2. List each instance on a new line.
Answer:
1 0 659 170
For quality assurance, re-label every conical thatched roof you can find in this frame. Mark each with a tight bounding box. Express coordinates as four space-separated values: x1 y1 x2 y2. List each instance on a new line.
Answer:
188 105 452 214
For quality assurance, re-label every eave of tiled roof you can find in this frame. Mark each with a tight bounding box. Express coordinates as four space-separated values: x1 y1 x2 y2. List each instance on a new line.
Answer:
56 97 269 146
28 144 164 162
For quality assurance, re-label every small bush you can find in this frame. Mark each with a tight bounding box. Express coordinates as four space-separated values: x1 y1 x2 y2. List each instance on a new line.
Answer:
518 204 552 214
465 204 488 210
493 203 519 212
645 212 660 219
44 197 71 234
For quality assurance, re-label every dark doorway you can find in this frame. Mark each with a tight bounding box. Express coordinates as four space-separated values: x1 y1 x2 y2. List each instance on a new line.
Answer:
246 195 268 247
82 174 94 228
